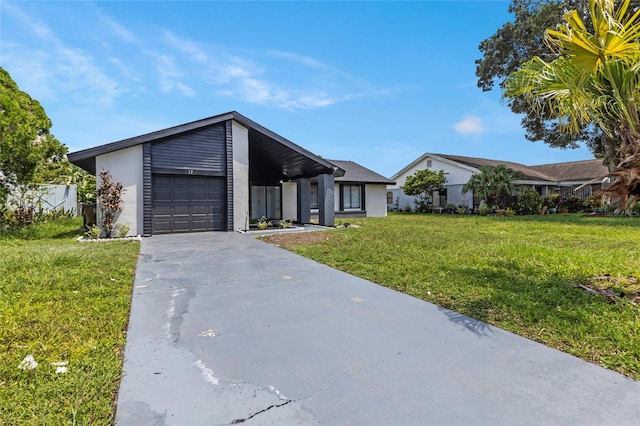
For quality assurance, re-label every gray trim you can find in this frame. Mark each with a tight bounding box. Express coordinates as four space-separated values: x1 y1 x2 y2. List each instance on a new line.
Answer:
151 167 226 177
68 111 344 177
225 120 234 231
143 142 152 236
318 174 335 227
297 178 311 224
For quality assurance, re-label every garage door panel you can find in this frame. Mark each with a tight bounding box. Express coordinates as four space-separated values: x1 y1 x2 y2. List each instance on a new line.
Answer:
191 205 208 215
154 190 172 201
152 174 225 234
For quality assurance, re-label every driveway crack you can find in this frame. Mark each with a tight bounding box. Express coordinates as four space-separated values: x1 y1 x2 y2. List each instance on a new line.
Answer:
229 399 294 424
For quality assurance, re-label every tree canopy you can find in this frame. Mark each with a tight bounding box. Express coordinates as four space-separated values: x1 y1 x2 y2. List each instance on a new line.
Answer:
0 67 67 203
502 0 640 210
476 0 608 156
462 165 522 208
402 168 447 210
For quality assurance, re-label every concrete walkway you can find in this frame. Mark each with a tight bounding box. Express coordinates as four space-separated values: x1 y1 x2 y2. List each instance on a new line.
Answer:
116 232 640 425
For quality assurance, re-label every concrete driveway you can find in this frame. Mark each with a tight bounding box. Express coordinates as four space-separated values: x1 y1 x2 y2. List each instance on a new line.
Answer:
116 232 640 425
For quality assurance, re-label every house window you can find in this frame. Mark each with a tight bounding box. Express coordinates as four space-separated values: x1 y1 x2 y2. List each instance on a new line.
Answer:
342 184 363 209
426 159 432 168
387 191 393 204
250 185 281 219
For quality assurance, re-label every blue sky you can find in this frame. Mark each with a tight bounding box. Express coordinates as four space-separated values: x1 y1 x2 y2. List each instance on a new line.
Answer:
1 0 595 178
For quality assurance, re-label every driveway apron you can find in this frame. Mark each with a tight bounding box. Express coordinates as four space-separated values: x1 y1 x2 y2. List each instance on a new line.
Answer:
116 232 640 425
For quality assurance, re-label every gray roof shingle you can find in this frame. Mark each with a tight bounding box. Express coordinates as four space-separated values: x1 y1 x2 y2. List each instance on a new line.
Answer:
328 160 395 184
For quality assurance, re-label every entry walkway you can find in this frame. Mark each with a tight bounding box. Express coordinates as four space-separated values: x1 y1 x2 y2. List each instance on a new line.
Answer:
116 232 640 425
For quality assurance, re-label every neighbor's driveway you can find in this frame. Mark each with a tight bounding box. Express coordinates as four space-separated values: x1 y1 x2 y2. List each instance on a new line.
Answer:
116 232 640 425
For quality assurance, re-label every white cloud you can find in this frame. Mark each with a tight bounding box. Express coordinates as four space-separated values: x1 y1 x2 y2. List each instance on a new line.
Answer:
147 52 196 97
453 115 485 135
2 3 121 107
102 16 139 44
164 31 209 64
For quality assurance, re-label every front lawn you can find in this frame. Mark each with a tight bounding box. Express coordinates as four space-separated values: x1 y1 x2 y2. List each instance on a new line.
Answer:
263 213 640 379
0 218 140 424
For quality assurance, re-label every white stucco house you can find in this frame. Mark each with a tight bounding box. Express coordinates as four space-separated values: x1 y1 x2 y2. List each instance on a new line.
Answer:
68 111 393 236
388 153 609 211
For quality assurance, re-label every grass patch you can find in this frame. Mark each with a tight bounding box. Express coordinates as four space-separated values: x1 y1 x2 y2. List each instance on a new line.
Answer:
268 213 640 379
0 218 139 424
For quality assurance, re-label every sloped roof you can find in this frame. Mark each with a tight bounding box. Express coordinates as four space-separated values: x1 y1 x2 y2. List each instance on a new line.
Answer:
67 111 343 179
327 160 395 184
529 159 608 181
435 154 555 181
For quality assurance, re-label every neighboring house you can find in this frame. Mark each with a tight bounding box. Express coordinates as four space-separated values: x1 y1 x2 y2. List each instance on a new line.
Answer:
68 111 391 236
389 153 609 211
309 160 395 219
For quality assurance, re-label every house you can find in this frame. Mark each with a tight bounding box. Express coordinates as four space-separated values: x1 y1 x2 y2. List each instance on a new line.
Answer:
68 111 392 236
388 153 610 211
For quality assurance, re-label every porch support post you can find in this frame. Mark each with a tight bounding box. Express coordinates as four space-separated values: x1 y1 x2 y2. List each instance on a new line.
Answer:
318 173 335 227
296 178 311 224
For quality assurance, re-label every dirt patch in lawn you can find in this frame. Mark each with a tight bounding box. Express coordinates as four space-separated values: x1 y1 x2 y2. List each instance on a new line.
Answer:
259 231 333 250
574 275 640 304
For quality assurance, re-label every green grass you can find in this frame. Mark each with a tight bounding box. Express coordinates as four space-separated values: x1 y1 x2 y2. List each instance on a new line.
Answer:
0 218 140 425
285 213 640 379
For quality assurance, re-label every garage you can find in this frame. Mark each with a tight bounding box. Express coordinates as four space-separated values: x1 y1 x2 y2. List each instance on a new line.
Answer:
152 174 225 234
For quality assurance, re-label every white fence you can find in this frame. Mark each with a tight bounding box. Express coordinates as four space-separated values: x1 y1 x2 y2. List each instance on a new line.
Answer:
7 184 78 214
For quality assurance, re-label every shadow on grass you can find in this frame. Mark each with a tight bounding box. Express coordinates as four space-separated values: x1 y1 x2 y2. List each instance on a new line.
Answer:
435 260 608 341
437 305 494 337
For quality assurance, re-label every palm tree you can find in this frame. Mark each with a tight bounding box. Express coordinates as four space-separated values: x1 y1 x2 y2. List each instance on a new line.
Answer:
503 0 640 211
462 165 520 208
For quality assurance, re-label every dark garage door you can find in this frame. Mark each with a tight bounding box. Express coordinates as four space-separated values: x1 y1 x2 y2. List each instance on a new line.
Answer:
152 174 225 234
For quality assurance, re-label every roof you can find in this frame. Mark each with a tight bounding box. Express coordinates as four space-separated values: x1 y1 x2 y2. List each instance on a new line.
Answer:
392 152 608 184
327 160 395 184
529 159 608 181
434 154 555 181
68 111 343 179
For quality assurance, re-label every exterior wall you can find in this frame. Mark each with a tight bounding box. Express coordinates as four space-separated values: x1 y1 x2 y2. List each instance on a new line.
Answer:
391 156 474 210
282 181 297 221
232 121 249 231
96 145 143 236
364 184 388 217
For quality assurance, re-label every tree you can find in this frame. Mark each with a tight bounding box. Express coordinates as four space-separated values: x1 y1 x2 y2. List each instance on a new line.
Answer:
34 159 97 204
0 67 67 204
402 169 447 211
462 165 521 208
503 0 640 210
476 0 620 160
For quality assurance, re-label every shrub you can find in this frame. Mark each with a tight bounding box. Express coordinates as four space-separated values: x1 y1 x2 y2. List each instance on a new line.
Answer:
116 223 131 238
257 216 271 230
96 169 124 238
516 189 543 215
85 224 101 239
583 195 603 210
559 195 583 212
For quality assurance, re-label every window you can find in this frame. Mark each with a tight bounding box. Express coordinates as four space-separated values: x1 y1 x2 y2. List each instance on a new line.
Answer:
250 185 281 219
387 191 393 204
426 159 432 168
342 185 362 209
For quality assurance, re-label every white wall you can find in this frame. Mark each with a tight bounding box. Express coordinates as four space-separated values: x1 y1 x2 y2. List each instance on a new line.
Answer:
282 181 297 221
391 155 475 210
365 184 388 217
232 121 250 231
96 145 143 236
